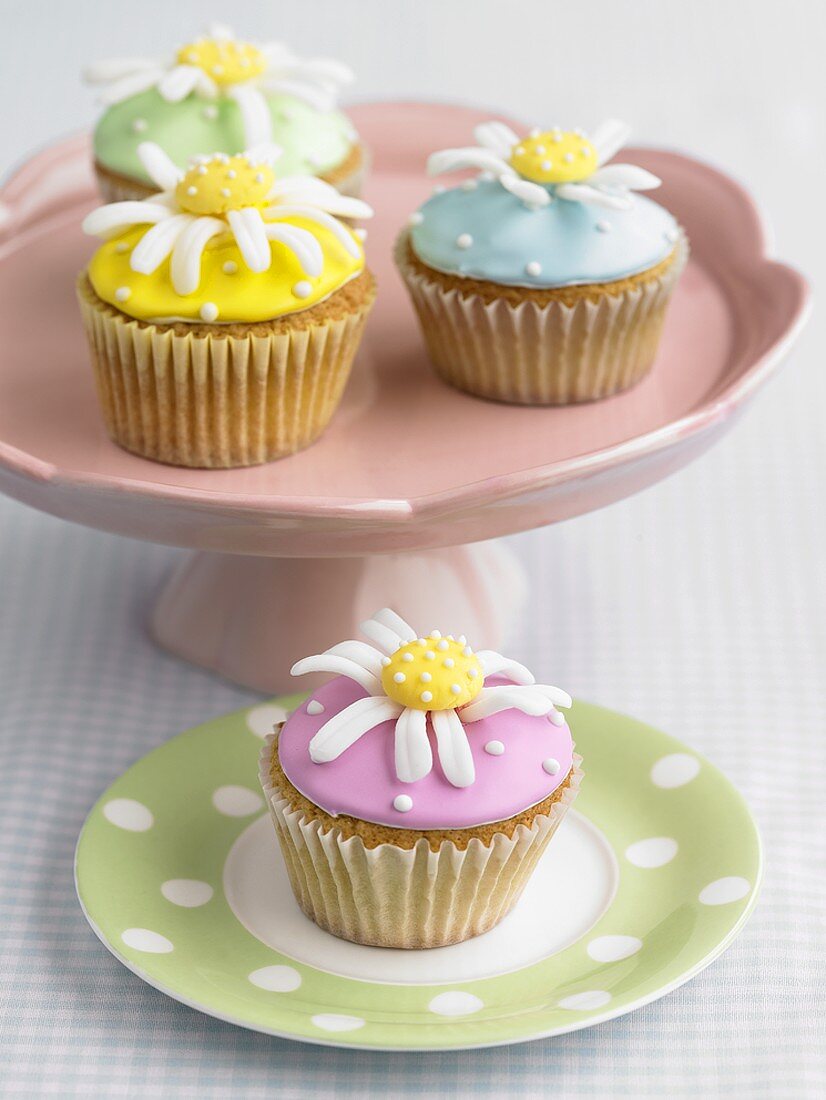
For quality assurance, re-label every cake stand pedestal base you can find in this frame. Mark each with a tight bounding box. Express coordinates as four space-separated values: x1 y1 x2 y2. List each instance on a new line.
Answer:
149 540 528 694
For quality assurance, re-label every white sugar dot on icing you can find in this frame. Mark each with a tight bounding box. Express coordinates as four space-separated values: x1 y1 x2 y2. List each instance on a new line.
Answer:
596 220 612 233
558 990 611 1011
186 185 198 196
249 964 302 992
625 836 678 868
541 160 552 171
212 785 263 817
456 233 473 249
402 653 414 663
587 935 642 962
699 876 751 906
226 169 237 180
114 286 131 302
245 703 287 738
443 657 455 668
114 242 130 254
393 794 413 813
161 879 213 908
220 187 231 198
103 798 153 832
564 152 574 163
428 991 484 1017
121 928 173 954
468 668 478 678
293 281 313 299
650 753 700 789
408 211 424 226
542 757 561 775
450 684 462 694
311 1014 365 1032
526 261 542 277
424 651 435 660
393 672 406 683
484 740 505 756
306 700 325 716
420 691 433 703
222 261 238 275
420 672 432 683
131 118 147 133
202 105 218 120
437 639 449 651
200 302 219 322
381 656 391 666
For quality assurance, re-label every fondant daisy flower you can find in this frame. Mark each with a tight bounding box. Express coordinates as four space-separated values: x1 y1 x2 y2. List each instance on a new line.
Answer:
82 141 371 296
291 608 571 789
428 119 660 211
84 23 353 146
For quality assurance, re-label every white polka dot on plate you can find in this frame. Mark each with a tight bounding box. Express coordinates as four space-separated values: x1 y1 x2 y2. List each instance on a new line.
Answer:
587 935 642 962
699 876 751 906
103 798 153 832
625 837 679 868
428 991 484 1016
249 965 302 992
558 990 611 1011
212 786 264 817
311 1014 365 1032
161 879 213 908
650 753 700 789
121 928 173 954
245 704 288 739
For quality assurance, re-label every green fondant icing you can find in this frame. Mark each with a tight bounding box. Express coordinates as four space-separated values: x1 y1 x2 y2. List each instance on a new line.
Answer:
93 89 355 182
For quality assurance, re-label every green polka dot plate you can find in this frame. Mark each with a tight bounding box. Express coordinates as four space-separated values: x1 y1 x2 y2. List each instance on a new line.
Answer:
75 697 762 1050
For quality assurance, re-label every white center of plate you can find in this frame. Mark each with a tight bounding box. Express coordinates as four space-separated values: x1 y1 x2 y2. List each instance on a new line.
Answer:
223 811 618 984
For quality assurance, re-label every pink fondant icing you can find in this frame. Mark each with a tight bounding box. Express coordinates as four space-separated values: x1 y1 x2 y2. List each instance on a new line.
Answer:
277 676 575 830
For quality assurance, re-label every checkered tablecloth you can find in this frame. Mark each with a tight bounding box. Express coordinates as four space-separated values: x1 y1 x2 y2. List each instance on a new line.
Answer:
1 311 824 1095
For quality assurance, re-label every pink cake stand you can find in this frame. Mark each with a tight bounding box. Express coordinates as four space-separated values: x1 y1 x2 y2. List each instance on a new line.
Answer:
0 103 809 692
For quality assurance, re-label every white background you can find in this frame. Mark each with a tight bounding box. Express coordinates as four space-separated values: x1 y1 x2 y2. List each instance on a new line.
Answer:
1 1 824 1096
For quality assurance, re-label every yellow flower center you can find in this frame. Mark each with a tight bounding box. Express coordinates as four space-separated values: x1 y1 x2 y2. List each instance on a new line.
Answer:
509 130 598 184
177 37 267 86
175 155 275 216
381 634 484 712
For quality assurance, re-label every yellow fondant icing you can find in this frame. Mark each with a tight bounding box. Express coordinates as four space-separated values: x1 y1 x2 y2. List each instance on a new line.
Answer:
509 130 598 184
175 155 275 216
381 635 484 712
176 36 266 86
88 218 364 324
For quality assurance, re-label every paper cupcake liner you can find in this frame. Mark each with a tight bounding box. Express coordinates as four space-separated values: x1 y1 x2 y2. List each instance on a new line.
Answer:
77 280 372 468
396 231 688 405
94 147 368 204
259 732 583 949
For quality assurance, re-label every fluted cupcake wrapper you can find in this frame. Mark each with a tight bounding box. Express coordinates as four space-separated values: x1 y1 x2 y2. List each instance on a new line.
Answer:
77 278 372 468
396 231 688 405
259 732 583 949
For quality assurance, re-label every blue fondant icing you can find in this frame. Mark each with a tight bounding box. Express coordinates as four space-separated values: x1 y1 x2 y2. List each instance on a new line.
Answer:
410 180 679 288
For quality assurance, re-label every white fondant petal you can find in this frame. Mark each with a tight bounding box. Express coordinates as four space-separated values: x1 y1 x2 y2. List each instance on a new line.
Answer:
245 142 283 167
394 708 433 783
525 683 573 709
208 21 234 40
264 223 324 276
309 696 403 762
263 206 361 257
372 608 417 644
589 164 661 192
129 214 192 275
432 709 475 788
268 186 373 218
265 78 335 113
475 650 535 686
473 121 519 158
97 68 164 105
228 85 274 149
82 201 173 239
556 183 633 210
300 58 354 88
460 685 553 724
359 616 407 655
137 142 183 192
499 174 552 208
591 119 632 166
428 148 512 178
322 641 386 679
157 65 202 103
291 653 382 695
227 208 272 273
169 216 226 294
83 58 159 84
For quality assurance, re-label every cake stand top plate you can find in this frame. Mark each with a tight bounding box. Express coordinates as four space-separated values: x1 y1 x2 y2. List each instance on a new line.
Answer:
0 102 809 556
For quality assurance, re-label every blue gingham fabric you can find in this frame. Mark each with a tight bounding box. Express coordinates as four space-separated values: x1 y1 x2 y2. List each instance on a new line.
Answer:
1 332 824 1097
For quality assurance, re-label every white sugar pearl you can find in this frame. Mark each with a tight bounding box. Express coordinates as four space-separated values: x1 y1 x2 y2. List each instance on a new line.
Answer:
437 640 449 651
197 165 207 176
220 187 231 198
199 302 218 322
131 118 147 133
484 740 505 756
541 160 552 171
468 668 478 678
114 286 131 302
408 211 424 226
222 261 238 275
424 651 435 660
114 242 130 254
393 672 406 684
542 758 561 775
402 653 414 663
463 646 473 656
202 105 218 121
186 185 198 196
564 152 574 163
421 691 433 703
381 656 391 667
535 144 546 154
526 261 542 277
450 684 462 695
226 169 237 179
420 672 432 683
393 794 413 813
443 658 455 668
456 233 473 249
293 281 312 299
596 220 612 233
